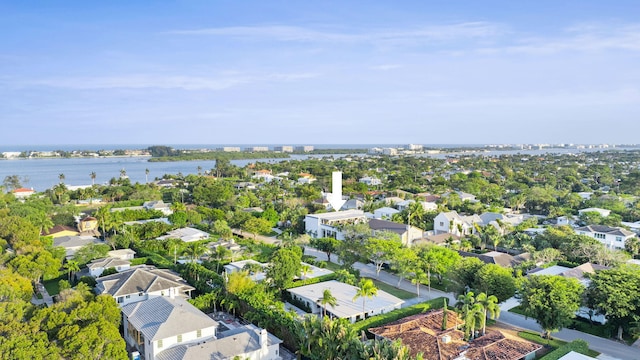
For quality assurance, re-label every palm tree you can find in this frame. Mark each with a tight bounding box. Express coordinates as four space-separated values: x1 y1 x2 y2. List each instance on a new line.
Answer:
90 171 97 186
145 168 150 183
464 303 485 340
242 262 264 277
476 292 501 335
300 264 312 280
197 166 203 176
318 289 338 317
353 278 378 320
58 173 65 183
185 242 208 262
120 168 127 179
64 260 80 282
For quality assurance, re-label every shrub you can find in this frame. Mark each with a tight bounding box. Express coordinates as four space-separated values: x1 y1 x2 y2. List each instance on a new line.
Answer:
353 297 446 334
539 339 595 360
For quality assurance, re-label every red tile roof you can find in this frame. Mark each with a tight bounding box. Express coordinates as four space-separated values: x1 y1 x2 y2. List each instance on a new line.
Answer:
369 309 541 360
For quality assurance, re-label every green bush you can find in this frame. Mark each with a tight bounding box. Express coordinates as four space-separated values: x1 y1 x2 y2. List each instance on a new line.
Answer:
130 257 148 266
286 273 338 289
539 339 596 360
353 297 445 333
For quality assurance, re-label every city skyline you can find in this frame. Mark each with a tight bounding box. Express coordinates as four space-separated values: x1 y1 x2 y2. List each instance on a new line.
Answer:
1 1 639 145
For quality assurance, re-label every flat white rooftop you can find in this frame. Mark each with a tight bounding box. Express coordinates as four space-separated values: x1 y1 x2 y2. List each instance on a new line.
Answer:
306 210 365 220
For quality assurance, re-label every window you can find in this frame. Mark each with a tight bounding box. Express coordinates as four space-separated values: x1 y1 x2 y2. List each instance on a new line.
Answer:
616 236 623 242
125 295 131 299
439 222 444 227
595 233 606 240
157 339 163 348
117 297 123 304
196 329 201 338
177 334 182 343
139 292 144 297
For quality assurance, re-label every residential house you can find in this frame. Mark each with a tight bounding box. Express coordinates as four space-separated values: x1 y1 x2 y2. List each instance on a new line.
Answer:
108 248 136 260
459 250 531 268
359 176 382 186
155 324 282 360
383 196 405 206
396 199 438 212
558 352 598 360
252 170 281 183
578 208 611 217
479 212 525 234
224 259 268 282
287 280 404 323
235 181 257 190
433 211 481 236
297 173 316 184
528 263 609 324
304 210 367 240
143 200 173 216
575 225 635 249
42 225 79 238
77 216 101 237
442 190 478 203
413 233 461 247
53 235 104 258
341 198 364 211
373 207 400 220
368 218 424 247
12 187 36 198
369 309 541 360
157 227 210 242
95 266 195 306
87 257 132 277
122 296 218 360
621 221 640 235
296 262 333 281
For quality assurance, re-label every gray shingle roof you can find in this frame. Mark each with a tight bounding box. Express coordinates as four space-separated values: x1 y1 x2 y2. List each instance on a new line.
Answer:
155 325 281 360
576 225 635 237
122 296 218 342
87 257 130 270
96 266 194 297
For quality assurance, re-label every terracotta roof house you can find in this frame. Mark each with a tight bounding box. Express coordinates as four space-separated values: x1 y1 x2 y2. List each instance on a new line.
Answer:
12 187 35 198
370 309 541 360
95 266 194 306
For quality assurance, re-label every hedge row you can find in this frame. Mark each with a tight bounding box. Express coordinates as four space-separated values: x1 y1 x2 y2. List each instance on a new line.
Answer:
286 273 339 289
353 297 446 333
539 339 592 360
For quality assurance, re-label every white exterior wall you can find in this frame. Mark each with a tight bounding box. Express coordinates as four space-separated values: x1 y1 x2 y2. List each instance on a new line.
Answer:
152 326 217 360
433 213 451 234
304 216 346 239
578 231 631 249
90 264 131 278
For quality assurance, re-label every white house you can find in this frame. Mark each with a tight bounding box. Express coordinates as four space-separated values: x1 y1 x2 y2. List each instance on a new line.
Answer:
108 248 136 260
155 324 282 360
297 173 316 184
122 296 218 360
287 280 404 323
157 227 210 242
224 259 268 282
11 187 36 198
578 208 611 217
359 176 382 186
395 199 438 212
87 257 131 277
433 211 480 236
373 207 400 220
575 225 635 249
143 200 173 216
95 266 195 306
304 210 367 240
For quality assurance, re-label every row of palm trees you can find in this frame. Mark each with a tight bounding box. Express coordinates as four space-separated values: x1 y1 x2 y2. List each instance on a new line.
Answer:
57 168 152 187
457 291 501 340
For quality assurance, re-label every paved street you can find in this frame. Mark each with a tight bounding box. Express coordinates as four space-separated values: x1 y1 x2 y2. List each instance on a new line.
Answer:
303 246 640 360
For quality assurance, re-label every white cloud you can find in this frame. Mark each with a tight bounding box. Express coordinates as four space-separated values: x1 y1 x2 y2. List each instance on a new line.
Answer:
168 22 505 45
16 72 320 90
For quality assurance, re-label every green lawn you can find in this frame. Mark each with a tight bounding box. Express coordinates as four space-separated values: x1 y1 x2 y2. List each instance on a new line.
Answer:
518 331 600 358
322 261 343 272
43 275 66 296
511 306 609 339
367 278 416 300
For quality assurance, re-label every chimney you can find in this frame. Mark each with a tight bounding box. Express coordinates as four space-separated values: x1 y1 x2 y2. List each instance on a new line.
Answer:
260 328 268 347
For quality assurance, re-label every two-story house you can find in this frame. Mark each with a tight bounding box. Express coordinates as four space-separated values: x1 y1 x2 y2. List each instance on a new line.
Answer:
575 225 635 249
304 210 367 240
433 211 481 236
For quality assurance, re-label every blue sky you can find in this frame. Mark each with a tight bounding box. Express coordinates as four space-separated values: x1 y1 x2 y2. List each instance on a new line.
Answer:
1 0 639 145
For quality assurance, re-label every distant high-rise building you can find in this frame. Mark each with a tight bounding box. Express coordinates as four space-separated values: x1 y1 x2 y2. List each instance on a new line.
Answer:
218 147 241 152
295 145 314 152
246 146 269 152
274 146 293 153
407 144 423 151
